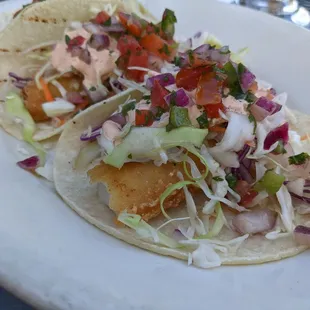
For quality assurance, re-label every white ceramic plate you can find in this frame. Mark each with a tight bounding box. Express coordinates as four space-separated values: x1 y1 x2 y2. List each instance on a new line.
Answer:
1 1 310 309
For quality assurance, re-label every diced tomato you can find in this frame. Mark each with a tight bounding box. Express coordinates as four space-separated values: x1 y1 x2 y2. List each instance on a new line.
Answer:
240 190 258 207
118 12 130 26
118 12 143 37
94 11 110 25
234 180 258 207
176 66 211 91
235 180 251 196
135 109 154 126
196 71 225 118
115 54 129 71
126 49 148 82
117 35 141 55
204 103 225 119
67 35 85 51
151 80 170 110
140 33 176 61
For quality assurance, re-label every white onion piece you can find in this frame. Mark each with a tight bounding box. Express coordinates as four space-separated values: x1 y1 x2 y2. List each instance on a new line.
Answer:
42 100 75 117
294 225 310 246
286 178 305 196
232 209 276 234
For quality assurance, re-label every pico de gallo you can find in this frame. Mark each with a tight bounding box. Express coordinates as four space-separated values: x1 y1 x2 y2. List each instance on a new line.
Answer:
76 32 310 268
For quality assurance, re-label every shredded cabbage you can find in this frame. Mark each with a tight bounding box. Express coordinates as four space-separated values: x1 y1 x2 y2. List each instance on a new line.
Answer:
205 34 222 48
182 234 249 268
212 112 254 153
160 180 196 219
276 184 295 232
196 203 225 238
42 100 75 117
178 171 206 235
4 93 45 162
35 61 52 89
118 213 179 248
117 77 149 93
230 47 249 64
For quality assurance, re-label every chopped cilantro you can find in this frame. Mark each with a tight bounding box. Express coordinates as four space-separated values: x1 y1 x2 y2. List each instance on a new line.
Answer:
168 91 177 106
128 154 133 159
103 17 111 26
89 86 96 91
223 61 244 98
245 91 257 103
121 100 136 116
225 173 237 189
173 56 182 67
65 35 71 45
248 112 257 134
187 49 194 65
196 112 209 129
159 43 170 56
155 107 167 119
289 152 310 165
142 94 151 100
213 176 224 182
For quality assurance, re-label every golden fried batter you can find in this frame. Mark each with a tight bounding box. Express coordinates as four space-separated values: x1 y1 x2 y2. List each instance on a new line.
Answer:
88 160 203 221
22 75 83 122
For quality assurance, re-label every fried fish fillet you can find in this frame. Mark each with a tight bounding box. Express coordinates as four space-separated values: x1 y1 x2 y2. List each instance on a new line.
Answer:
22 74 83 122
88 161 201 221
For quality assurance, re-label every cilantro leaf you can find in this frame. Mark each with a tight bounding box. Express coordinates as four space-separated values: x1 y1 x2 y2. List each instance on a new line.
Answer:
289 152 310 165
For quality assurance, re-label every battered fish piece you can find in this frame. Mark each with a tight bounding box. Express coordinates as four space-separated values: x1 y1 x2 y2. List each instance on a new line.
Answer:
22 74 84 122
88 161 201 221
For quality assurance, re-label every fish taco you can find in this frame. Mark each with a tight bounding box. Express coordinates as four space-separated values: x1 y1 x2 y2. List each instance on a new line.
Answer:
0 0 184 174
53 36 310 268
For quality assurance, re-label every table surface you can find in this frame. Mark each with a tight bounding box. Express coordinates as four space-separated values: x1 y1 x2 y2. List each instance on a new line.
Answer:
1 0 310 309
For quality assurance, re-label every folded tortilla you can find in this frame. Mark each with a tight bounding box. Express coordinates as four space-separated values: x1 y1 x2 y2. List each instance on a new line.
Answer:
54 88 310 266
0 0 156 141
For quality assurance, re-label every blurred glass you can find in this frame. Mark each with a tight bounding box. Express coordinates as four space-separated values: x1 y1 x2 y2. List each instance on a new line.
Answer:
241 0 299 15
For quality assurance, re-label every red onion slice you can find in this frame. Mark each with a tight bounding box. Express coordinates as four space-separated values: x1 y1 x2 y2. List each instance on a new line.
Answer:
9 72 32 82
290 192 310 204
108 113 126 126
240 67 255 93
249 104 270 122
88 34 110 51
164 88 190 107
193 44 211 56
17 156 40 171
100 23 125 33
264 122 289 150
255 97 282 114
146 73 175 90
294 225 310 245
80 127 102 141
